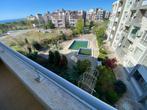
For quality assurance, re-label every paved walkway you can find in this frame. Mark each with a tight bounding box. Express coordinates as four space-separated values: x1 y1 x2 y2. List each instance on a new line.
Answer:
0 61 45 110
104 41 144 110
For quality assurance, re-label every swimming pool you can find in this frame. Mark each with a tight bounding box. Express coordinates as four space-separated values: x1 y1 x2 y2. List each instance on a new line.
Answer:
69 40 88 50
78 48 92 56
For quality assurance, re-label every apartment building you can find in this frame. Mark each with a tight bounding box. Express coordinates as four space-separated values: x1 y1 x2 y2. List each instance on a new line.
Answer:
35 9 85 28
66 10 86 27
105 11 111 19
86 8 110 21
86 9 97 21
96 8 106 20
36 13 44 25
43 11 51 24
107 0 147 108
50 9 66 28
27 15 36 21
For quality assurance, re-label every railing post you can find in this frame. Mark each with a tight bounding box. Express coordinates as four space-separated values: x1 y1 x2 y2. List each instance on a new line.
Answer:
35 71 45 82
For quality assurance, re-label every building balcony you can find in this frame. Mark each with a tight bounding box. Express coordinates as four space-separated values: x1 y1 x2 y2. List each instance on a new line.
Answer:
115 17 119 22
112 26 116 31
140 38 147 46
0 42 117 110
131 17 142 27
0 61 45 110
118 7 122 12
131 1 141 11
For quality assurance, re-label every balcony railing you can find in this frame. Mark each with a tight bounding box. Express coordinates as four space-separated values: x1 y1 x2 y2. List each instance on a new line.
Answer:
0 42 117 110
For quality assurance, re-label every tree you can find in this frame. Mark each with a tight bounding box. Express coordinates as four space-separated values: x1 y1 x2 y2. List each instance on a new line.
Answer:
75 60 91 75
54 51 61 66
44 20 55 29
114 80 126 96
95 27 105 47
59 55 68 68
24 38 29 44
75 18 84 34
32 41 42 50
104 58 117 69
48 51 54 64
89 21 94 29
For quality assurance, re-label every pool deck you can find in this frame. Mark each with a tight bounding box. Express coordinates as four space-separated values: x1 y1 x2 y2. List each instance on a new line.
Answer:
0 61 45 110
60 34 99 58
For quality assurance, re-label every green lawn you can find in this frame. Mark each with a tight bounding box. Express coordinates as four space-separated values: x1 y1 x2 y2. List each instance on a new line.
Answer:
69 40 88 50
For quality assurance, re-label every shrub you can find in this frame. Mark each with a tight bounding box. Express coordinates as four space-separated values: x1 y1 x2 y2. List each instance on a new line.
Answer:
44 20 55 29
95 27 105 47
75 60 91 75
104 58 117 69
106 90 119 104
53 51 61 66
48 51 54 64
32 41 43 50
26 51 38 60
75 18 84 34
59 55 68 68
99 48 107 54
114 80 127 96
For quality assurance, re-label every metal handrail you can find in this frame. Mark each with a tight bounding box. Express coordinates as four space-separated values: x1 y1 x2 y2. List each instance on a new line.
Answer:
0 42 117 110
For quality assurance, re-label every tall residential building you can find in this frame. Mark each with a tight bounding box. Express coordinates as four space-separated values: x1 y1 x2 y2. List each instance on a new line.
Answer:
50 9 66 28
36 13 44 25
86 8 110 21
105 11 111 19
43 11 51 24
67 10 86 27
27 15 36 21
96 8 106 21
107 0 147 108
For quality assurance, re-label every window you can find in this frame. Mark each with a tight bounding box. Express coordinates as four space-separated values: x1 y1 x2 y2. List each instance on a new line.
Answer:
133 47 143 59
131 26 140 35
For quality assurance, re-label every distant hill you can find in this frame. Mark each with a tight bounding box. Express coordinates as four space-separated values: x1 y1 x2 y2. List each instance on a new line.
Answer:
0 18 25 24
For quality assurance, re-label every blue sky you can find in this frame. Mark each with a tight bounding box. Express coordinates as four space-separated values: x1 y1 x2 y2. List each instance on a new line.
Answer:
0 0 115 20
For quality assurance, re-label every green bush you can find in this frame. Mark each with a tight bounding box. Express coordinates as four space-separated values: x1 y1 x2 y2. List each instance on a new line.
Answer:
74 59 91 75
59 55 68 68
44 20 55 29
26 51 38 60
75 18 84 34
106 90 119 104
114 80 127 96
32 41 43 50
99 48 107 55
94 66 126 105
54 51 61 66
48 51 55 64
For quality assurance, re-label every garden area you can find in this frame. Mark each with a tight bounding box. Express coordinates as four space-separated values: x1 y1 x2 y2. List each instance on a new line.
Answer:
92 20 127 105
